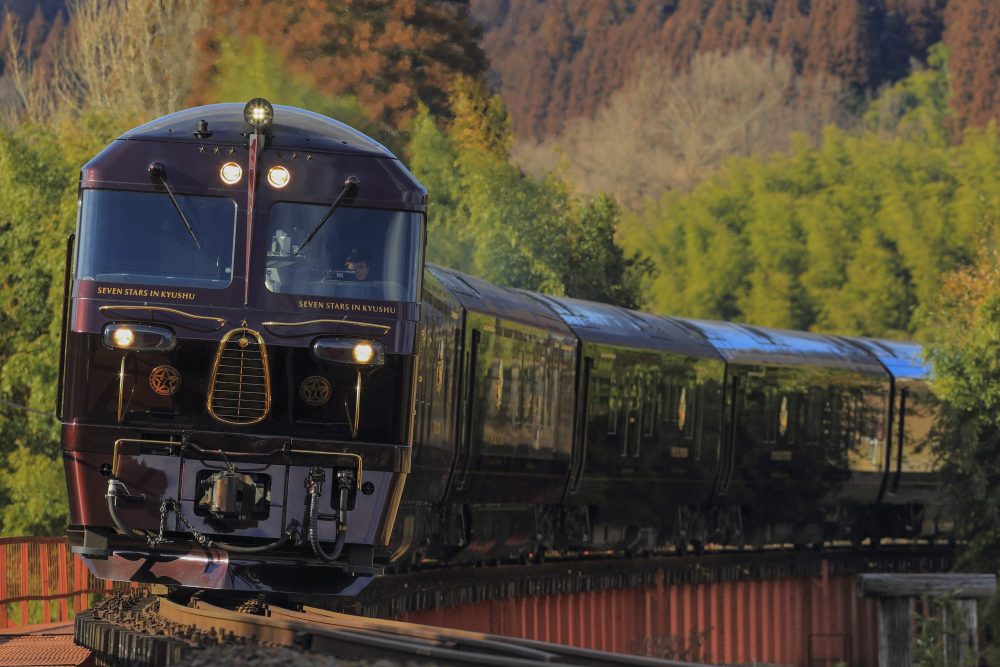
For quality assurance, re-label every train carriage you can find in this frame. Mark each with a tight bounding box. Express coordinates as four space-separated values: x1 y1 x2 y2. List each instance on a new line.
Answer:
850 337 946 537
687 320 896 545
62 101 425 593
534 297 727 552
424 267 578 561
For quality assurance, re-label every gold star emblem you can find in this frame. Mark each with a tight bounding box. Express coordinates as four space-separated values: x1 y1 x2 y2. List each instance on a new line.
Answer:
149 365 182 396
300 376 332 406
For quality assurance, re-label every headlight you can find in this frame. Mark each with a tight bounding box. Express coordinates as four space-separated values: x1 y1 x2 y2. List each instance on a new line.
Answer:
312 338 385 366
352 341 375 364
220 162 242 185
103 323 177 352
113 328 134 348
267 166 290 189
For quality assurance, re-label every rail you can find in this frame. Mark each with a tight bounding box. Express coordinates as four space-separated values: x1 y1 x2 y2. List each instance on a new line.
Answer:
77 590 712 666
0 536 129 630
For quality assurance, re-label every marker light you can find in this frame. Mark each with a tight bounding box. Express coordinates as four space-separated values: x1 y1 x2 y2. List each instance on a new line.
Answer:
243 98 274 131
267 166 290 189
352 341 375 364
103 323 177 352
312 338 385 366
113 327 135 348
220 162 243 185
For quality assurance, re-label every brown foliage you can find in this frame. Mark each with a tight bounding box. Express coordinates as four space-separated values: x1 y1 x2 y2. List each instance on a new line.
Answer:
943 0 1000 131
190 0 487 130
513 48 850 201
472 0 947 140
4 0 207 124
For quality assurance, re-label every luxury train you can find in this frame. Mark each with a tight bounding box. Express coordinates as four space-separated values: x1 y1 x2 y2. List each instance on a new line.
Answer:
60 100 943 595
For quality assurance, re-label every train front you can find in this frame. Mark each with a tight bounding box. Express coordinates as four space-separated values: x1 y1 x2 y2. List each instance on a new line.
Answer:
60 100 425 594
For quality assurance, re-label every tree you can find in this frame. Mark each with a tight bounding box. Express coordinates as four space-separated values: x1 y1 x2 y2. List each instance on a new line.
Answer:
922 222 1000 665
619 47 999 338
472 0 948 141
206 36 394 151
410 78 651 308
4 0 208 126
0 114 119 534
514 48 850 201
943 0 1000 132
191 0 487 131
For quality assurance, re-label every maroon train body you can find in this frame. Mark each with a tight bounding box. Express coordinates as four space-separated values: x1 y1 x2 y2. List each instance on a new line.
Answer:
61 101 946 596
62 101 424 594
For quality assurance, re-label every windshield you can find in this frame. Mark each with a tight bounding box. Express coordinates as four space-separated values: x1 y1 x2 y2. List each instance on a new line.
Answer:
76 190 237 289
264 203 422 302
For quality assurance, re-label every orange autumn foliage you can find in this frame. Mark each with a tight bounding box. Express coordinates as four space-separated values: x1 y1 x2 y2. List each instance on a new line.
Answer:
190 0 487 130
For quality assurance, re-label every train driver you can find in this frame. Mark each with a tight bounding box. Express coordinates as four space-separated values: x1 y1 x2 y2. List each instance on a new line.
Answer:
344 248 370 281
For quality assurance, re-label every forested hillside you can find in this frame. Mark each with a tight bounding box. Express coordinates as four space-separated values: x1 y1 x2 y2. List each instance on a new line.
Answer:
471 0 1000 140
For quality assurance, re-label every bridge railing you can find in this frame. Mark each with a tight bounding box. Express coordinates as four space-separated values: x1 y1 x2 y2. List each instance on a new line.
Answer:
0 536 128 630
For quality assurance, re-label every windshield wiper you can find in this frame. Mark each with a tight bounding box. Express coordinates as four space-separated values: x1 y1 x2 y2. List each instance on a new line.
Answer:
294 176 361 256
148 162 202 250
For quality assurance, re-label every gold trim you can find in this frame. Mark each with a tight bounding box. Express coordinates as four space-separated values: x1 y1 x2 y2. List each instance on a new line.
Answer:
206 327 272 425
378 472 407 545
112 438 178 477
117 355 127 423
262 319 390 335
112 439 362 489
345 370 362 438
100 305 227 327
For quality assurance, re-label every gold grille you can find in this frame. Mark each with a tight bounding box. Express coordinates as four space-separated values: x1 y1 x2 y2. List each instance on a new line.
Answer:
207 328 271 425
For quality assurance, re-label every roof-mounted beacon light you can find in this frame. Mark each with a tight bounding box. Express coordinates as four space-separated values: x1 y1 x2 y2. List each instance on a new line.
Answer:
244 98 274 133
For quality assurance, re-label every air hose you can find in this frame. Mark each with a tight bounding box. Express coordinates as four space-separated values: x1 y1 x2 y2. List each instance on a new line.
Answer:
305 467 352 563
212 523 298 553
105 480 146 540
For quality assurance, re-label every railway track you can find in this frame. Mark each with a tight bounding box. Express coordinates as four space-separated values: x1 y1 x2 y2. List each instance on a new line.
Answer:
75 588 706 666
73 545 956 665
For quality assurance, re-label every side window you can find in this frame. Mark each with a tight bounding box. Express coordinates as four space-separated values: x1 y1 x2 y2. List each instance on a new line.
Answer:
509 356 521 424
683 385 697 441
488 357 503 418
642 381 657 438
608 374 620 436
763 391 778 444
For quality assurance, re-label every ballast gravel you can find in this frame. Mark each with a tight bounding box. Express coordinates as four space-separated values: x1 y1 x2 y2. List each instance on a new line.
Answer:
179 644 431 667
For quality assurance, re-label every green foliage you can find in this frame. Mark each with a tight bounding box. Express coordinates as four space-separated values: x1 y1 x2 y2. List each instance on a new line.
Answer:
411 79 651 308
921 221 1000 666
923 225 1000 556
623 49 1000 337
912 595 978 667
0 114 118 535
865 43 953 145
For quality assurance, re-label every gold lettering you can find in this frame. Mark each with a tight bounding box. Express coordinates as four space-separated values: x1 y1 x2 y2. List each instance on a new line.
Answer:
296 299 397 314
95 285 195 300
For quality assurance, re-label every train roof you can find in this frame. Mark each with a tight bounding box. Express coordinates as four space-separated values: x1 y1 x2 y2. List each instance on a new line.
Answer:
531 294 722 360
426 265 574 338
121 104 395 158
685 319 886 374
849 337 929 381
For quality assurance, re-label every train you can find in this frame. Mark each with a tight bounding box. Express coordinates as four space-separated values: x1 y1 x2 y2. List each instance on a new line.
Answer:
59 100 945 595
